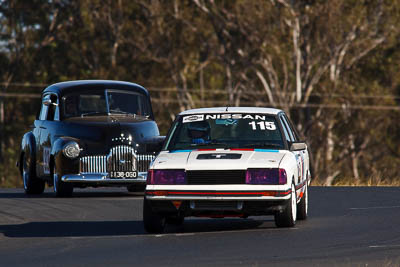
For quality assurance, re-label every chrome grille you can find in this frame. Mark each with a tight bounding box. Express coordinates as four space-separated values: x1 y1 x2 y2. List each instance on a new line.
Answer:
107 145 136 172
80 155 107 173
79 145 156 174
136 153 155 172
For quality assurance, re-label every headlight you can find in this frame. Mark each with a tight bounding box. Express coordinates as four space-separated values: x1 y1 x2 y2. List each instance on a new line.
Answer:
62 141 81 159
147 169 186 185
245 168 287 185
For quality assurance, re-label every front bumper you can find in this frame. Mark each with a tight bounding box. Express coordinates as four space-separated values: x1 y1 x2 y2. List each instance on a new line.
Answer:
144 186 292 217
145 187 292 201
61 172 147 184
147 199 290 217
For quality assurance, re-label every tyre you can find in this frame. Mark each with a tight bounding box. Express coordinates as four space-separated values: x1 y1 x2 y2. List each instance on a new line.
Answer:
52 163 73 197
143 199 166 233
297 182 308 220
22 153 45 195
166 215 185 226
275 183 297 228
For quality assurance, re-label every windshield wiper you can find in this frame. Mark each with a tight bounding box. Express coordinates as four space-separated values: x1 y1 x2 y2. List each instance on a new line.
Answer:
190 141 229 148
109 110 133 115
109 110 149 119
241 142 282 149
81 111 109 117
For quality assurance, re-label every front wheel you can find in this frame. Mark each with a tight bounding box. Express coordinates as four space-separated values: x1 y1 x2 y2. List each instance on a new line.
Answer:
297 182 308 220
22 153 45 195
275 183 297 228
52 163 73 197
143 199 166 233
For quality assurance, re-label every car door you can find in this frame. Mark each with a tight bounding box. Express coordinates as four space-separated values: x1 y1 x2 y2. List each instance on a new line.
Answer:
37 93 60 177
280 114 309 184
283 114 310 180
34 96 49 178
278 114 302 185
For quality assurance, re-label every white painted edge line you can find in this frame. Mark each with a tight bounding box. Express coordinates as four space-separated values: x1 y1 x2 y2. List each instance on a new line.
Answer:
155 227 298 237
155 233 195 237
67 227 298 240
349 205 400 210
369 245 400 249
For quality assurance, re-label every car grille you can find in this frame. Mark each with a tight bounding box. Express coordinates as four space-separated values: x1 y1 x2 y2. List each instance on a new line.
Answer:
79 145 155 174
186 170 246 185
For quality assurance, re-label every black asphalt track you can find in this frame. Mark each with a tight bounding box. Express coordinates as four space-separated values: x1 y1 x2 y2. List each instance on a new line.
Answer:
0 186 400 266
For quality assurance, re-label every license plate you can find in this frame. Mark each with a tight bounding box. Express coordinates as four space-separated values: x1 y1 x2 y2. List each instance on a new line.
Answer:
109 171 138 179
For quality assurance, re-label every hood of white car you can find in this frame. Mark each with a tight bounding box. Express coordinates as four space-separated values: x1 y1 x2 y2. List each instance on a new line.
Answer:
152 149 286 170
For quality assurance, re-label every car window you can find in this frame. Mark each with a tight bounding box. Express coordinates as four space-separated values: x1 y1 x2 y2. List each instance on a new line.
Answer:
47 94 59 121
283 114 300 141
62 89 151 119
107 90 150 116
39 96 49 121
280 115 296 142
279 116 292 142
53 105 60 121
165 113 284 151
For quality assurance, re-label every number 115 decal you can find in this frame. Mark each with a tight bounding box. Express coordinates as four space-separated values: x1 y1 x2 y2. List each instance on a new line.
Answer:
249 121 276 130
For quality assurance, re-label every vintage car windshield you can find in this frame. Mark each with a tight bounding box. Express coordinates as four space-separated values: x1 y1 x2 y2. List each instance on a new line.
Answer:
62 89 151 118
164 113 284 151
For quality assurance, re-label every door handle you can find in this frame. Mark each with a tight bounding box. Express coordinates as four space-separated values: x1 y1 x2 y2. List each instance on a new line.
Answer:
40 126 47 129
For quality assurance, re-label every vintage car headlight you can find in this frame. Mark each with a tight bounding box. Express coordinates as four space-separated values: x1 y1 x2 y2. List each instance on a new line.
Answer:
147 169 186 185
62 141 81 159
246 168 287 185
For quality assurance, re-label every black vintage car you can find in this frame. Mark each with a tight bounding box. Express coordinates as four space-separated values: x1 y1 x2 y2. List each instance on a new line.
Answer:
17 80 165 197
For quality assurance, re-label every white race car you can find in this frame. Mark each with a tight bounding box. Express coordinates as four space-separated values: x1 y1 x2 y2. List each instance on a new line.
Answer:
143 107 310 233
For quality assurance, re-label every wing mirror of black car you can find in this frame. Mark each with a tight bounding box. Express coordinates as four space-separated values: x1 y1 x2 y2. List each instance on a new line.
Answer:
43 99 58 106
142 136 166 153
290 141 307 151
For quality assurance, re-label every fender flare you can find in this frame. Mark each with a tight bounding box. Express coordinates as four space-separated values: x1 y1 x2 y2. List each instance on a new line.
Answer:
18 132 36 175
280 153 299 186
51 137 80 175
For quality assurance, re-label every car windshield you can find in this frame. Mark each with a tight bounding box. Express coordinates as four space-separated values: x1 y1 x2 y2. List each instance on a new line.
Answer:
164 113 285 150
62 89 151 118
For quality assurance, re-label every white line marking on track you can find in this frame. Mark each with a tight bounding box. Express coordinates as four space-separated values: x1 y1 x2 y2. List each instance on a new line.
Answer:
66 227 298 239
156 233 195 237
349 205 400 210
153 227 298 238
369 245 400 249
174 233 195 236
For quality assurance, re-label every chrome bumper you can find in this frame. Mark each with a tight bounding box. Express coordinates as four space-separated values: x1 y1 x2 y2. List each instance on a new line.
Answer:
61 172 147 184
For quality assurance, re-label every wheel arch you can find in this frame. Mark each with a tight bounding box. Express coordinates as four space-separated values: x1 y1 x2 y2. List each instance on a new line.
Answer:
51 136 77 166
49 155 56 186
51 137 80 179
18 152 24 175
19 132 36 175
51 137 69 157
279 153 299 186
49 154 56 174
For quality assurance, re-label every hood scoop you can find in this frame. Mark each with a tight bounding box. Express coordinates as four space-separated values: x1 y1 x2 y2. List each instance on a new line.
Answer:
196 153 242 160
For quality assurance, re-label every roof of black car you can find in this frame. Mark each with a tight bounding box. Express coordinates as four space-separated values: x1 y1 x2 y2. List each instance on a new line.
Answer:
43 80 149 96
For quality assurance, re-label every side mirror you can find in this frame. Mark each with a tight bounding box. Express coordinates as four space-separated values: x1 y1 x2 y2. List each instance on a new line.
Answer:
43 99 58 106
142 136 166 153
290 141 307 151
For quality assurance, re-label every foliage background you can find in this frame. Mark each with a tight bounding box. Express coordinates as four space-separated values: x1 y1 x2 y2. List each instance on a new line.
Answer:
1 0 400 187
